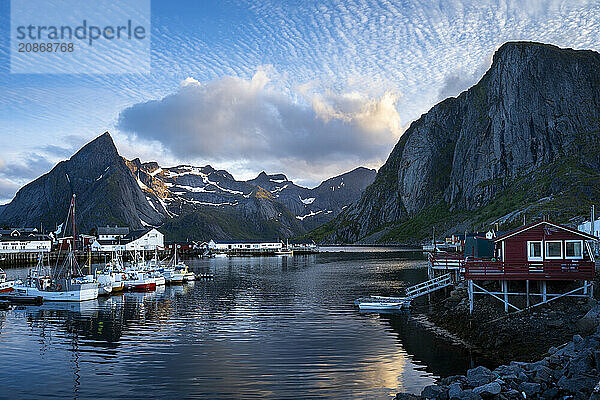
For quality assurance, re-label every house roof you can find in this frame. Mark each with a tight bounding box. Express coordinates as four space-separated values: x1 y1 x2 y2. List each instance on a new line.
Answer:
98 226 130 235
122 228 155 241
0 234 50 242
495 221 598 242
212 239 281 244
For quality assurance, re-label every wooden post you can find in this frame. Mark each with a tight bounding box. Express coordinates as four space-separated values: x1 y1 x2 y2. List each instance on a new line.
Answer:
468 279 474 314
584 281 589 296
526 280 530 307
503 280 509 313
542 281 547 303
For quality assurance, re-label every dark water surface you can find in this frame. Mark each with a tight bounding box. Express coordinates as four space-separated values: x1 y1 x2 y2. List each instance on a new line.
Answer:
0 248 484 399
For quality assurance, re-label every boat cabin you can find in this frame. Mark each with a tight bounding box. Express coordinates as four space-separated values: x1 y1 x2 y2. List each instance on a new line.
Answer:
465 221 597 281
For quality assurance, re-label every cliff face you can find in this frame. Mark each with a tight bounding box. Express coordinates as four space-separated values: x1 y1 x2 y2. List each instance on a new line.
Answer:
326 42 600 242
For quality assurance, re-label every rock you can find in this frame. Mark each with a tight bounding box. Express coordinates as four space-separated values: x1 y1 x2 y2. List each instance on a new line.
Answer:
473 382 501 396
567 349 595 377
453 390 482 400
448 383 463 399
576 317 598 335
503 389 523 400
574 334 585 351
557 375 597 396
519 382 541 397
466 366 495 387
531 365 553 383
396 393 421 400
421 385 448 400
548 346 558 355
540 387 559 399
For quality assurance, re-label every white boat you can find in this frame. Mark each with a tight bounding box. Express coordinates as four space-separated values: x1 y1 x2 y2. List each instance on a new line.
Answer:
12 195 98 302
274 249 293 256
14 279 99 302
213 253 228 258
161 267 185 284
355 296 411 311
95 272 114 295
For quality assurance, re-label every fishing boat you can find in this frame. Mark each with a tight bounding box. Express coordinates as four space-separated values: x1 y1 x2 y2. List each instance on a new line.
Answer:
354 296 411 311
274 249 293 256
123 270 156 291
12 195 98 302
0 269 16 293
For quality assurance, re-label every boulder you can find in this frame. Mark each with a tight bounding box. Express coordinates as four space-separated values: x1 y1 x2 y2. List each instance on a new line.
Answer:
421 385 448 400
472 382 501 397
531 365 553 383
540 387 559 399
558 375 597 395
519 382 541 397
466 366 495 387
576 317 598 335
453 390 482 400
448 383 462 399
573 334 585 351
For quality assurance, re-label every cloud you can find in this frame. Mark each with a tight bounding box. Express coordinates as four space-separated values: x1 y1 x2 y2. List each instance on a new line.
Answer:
0 179 20 204
117 68 402 178
0 154 54 181
437 55 494 100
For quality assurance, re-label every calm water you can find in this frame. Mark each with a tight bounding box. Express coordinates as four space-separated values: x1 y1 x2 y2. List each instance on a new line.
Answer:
0 248 483 399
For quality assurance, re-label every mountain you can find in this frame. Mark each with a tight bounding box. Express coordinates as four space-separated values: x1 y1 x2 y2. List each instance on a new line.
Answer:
0 133 375 240
316 42 600 243
0 132 164 233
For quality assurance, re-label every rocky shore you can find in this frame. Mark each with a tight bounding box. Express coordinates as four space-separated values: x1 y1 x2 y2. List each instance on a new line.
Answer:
399 296 600 399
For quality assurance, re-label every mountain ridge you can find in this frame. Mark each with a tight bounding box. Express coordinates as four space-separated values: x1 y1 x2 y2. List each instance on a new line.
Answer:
313 41 600 243
0 132 376 240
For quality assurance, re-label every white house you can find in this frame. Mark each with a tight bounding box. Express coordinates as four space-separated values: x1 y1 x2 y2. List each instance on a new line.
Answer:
91 228 163 252
207 240 282 251
124 229 164 251
0 229 51 253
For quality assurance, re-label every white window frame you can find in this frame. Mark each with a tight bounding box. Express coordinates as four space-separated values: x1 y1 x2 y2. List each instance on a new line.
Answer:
565 240 583 259
545 240 563 259
527 241 543 261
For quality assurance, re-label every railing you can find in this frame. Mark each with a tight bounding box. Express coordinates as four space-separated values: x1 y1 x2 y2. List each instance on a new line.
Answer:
406 273 452 299
465 260 595 281
429 253 465 270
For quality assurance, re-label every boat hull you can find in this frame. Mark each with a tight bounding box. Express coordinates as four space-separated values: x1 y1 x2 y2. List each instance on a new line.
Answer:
13 283 98 302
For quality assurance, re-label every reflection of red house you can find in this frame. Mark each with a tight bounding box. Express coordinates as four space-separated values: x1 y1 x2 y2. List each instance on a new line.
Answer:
465 221 596 281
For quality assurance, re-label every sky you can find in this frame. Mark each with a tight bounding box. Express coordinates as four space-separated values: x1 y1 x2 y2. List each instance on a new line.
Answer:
0 0 599 203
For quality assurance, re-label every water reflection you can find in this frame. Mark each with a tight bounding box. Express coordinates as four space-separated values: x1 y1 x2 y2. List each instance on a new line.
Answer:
0 251 487 399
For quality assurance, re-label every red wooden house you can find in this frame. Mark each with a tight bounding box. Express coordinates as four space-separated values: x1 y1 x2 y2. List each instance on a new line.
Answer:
465 221 596 281
463 221 597 313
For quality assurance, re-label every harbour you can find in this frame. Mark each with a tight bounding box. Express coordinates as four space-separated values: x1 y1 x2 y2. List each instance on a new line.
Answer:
0 248 492 399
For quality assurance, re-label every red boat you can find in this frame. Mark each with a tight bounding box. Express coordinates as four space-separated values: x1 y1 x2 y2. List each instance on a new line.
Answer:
0 269 16 293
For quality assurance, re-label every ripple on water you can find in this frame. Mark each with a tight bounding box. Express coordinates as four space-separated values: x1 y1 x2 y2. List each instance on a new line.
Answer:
0 251 487 399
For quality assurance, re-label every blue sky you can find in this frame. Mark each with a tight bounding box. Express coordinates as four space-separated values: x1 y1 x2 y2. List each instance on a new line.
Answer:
1 0 599 203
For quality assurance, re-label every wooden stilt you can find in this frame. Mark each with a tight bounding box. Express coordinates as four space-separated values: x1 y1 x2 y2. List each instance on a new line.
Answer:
542 281 547 303
526 280 530 308
468 279 473 314
503 280 509 313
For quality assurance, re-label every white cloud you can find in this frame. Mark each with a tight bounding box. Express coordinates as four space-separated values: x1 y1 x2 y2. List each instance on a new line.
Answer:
117 68 402 180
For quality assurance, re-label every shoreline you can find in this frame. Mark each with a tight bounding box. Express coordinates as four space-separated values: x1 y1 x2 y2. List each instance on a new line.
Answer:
399 283 600 399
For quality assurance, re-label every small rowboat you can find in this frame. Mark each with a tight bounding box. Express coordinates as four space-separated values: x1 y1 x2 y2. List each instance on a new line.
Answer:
355 296 411 311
